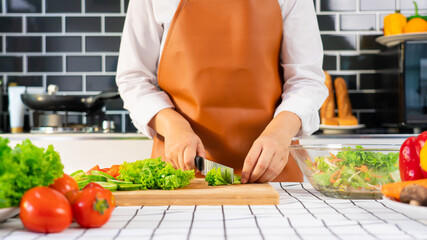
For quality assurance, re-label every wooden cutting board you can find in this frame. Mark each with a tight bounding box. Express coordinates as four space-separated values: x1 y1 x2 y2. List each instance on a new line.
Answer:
113 178 279 206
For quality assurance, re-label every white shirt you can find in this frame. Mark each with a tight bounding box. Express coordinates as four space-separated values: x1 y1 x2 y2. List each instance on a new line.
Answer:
116 0 328 138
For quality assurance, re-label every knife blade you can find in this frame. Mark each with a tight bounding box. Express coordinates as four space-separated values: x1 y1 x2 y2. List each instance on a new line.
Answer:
194 155 234 184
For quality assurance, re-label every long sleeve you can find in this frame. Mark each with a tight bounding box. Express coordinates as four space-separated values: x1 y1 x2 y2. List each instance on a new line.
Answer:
116 0 174 138
276 0 328 137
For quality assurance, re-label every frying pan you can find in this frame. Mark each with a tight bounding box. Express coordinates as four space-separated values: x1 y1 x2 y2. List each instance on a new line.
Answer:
21 91 120 112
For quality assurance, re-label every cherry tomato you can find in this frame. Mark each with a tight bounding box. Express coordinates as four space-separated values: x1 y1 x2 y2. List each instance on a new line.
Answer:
72 185 115 228
20 187 72 233
49 173 79 195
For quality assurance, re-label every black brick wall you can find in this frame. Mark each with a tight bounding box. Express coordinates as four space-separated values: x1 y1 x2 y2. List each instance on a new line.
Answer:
0 0 426 133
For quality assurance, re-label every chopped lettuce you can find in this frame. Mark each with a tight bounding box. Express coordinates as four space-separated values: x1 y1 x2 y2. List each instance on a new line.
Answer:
0 138 64 208
205 167 241 186
117 157 195 190
310 146 400 191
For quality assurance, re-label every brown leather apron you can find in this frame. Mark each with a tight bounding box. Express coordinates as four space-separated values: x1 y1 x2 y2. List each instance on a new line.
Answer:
152 0 303 182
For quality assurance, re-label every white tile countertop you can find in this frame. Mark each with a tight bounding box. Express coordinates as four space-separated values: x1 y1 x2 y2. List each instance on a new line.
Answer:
1 183 427 240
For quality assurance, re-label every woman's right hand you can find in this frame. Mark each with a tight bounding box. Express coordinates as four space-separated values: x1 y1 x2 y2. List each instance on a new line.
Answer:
149 108 206 171
164 127 205 171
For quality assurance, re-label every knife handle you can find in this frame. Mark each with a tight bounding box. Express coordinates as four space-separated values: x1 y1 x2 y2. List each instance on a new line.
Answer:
194 155 204 172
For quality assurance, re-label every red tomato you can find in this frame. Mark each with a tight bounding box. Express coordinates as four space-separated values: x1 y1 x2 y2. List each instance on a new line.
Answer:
83 182 103 190
106 165 120 178
72 185 115 228
86 165 100 175
99 168 110 173
20 187 72 233
65 189 81 205
49 173 79 195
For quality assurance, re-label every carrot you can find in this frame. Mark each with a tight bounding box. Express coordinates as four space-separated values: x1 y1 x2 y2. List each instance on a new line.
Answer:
365 177 371 181
330 166 345 184
330 153 338 159
381 179 427 201
331 158 344 163
355 165 368 173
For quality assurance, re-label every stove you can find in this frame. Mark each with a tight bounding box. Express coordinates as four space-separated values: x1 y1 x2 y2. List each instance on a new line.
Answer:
29 110 111 133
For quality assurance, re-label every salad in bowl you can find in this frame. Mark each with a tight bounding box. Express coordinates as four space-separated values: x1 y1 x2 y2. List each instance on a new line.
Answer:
289 144 401 199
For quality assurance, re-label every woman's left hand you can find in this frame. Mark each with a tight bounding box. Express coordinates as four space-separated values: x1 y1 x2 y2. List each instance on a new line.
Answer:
241 111 302 183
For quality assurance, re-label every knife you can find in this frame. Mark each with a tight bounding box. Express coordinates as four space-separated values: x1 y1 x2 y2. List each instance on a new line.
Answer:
194 155 234 184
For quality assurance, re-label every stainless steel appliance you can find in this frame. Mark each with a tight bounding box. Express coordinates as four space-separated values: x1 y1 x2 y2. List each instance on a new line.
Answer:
375 40 427 128
21 85 120 133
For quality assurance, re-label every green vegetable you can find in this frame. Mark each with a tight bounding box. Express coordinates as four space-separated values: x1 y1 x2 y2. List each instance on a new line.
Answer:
117 184 142 191
107 179 133 185
94 182 117 192
77 179 91 190
310 146 400 192
205 167 241 186
87 175 108 182
0 138 64 208
117 157 195 190
70 170 85 180
91 170 115 180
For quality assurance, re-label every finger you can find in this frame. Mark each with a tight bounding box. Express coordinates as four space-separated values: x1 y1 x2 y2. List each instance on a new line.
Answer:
249 148 274 183
183 143 197 171
258 153 281 183
241 144 262 184
177 147 186 170
267 154 289 182
196 140 206 158
165 152 177 169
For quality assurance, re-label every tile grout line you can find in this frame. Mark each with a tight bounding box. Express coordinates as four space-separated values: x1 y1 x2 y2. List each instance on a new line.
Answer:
186 205 197 240
355 219 380 240
149 205 170 240
279 182 318 219
349 199 387 223
275 205 303 240
73 228 89 240
33 233 47 240
111 206 143 240
221 205 227 240
346 200 381 240
0 227 25 240
375 199 427 227
248 205 265 240
321 219 342 240
373 201 420 240
298 183 351 220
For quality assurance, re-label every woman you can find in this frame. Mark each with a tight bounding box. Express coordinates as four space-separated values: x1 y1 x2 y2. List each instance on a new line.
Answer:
116 0 327 183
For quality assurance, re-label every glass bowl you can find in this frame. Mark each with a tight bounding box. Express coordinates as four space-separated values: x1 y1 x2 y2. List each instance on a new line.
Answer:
289 144 401 199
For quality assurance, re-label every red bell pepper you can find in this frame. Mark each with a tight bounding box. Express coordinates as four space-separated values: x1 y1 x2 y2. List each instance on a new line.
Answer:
399 131 427 181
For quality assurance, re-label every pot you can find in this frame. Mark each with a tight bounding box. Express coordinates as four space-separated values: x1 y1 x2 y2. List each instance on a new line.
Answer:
21 91 120 112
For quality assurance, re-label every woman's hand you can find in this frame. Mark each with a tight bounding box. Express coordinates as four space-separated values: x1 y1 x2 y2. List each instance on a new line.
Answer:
241 111 302 183
164 126 205 170
149 108 206 170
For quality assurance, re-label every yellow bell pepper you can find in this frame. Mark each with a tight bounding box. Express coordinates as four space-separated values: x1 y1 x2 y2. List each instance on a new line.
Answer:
404 1 427 33
383 11 407 36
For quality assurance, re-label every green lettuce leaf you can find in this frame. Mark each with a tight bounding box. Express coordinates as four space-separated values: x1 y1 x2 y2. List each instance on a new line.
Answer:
205 167 241 186
0 138 64 208
118 157 195 190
